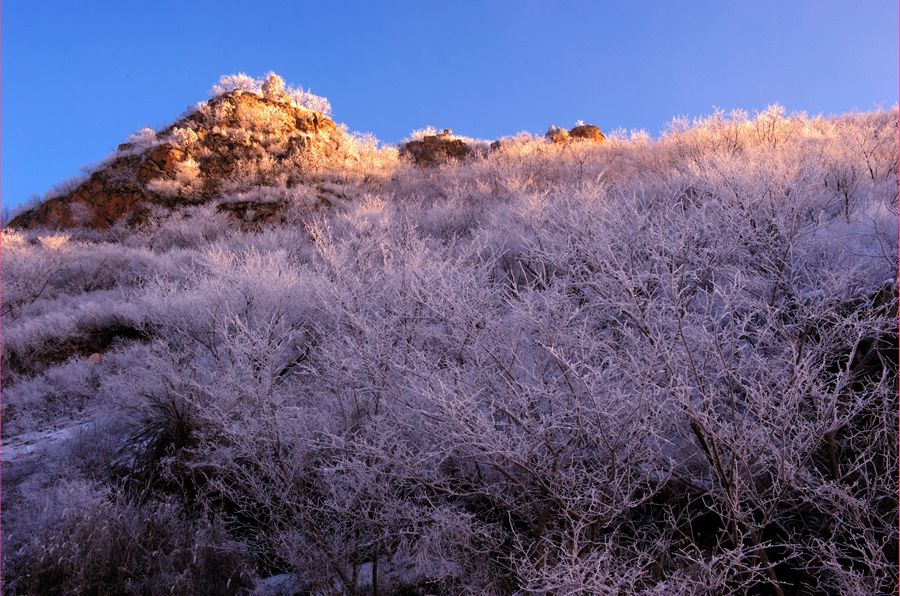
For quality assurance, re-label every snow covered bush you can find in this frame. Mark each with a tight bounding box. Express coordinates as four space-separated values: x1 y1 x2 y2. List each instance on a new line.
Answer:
260 72 288 102
4 480 254 595
211 71 331 115
3 104 896 594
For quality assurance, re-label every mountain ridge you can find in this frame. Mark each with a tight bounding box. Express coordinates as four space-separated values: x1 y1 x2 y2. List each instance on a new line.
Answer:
9 73 609 232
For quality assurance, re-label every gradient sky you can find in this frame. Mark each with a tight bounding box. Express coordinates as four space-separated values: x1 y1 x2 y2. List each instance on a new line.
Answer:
3 0 898 209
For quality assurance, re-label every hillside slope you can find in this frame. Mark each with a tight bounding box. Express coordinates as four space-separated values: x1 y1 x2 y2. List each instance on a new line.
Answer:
2 76 898 594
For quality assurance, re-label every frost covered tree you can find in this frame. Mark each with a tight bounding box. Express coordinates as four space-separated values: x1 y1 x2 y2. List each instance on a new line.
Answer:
261 72 289 103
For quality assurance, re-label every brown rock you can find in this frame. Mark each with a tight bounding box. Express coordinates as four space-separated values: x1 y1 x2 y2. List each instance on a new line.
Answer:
568 124 606 142
546 124 606 144
399 129 472 166
10 171 151 230
147 144 187 172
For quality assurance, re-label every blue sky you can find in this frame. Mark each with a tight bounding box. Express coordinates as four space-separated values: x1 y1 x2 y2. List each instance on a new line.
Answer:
3 0 897 209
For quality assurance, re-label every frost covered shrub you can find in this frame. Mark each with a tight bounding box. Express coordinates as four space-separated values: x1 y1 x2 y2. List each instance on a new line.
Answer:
2 293 144 379
2 105 897 593
146 158 203 198
211 71 331 115
136 204 234 251
4 357 107 434
260 72 287 101
2 231 70 321
115 127 159 158
321 132 399 184
4 481 254 596
168 126 199 148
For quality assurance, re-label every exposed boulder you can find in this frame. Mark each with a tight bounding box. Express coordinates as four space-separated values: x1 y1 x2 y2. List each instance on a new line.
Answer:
399 129 472 166
10 90 342 230
546 123 606 144
569 124 606 142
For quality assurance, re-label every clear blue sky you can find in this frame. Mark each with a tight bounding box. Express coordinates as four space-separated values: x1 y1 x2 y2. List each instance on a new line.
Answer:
3 0 897 209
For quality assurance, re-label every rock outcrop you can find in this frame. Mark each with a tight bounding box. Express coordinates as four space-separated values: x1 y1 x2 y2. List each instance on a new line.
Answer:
546 123 606 144
569 124 606 142
399 129 472 166
10 91 341 230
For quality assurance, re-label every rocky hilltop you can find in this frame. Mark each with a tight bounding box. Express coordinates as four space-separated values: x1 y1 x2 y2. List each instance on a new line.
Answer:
10 87 342 230
10 74 607 230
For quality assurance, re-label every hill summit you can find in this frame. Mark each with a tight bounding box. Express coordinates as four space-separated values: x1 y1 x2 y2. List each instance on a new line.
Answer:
10 74 342 230
10 72 610 231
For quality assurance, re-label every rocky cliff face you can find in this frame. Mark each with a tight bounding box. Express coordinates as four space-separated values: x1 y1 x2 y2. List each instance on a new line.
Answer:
10 91 342 230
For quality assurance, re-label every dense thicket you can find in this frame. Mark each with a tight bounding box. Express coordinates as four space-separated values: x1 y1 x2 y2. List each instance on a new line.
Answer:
3 90 897 594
